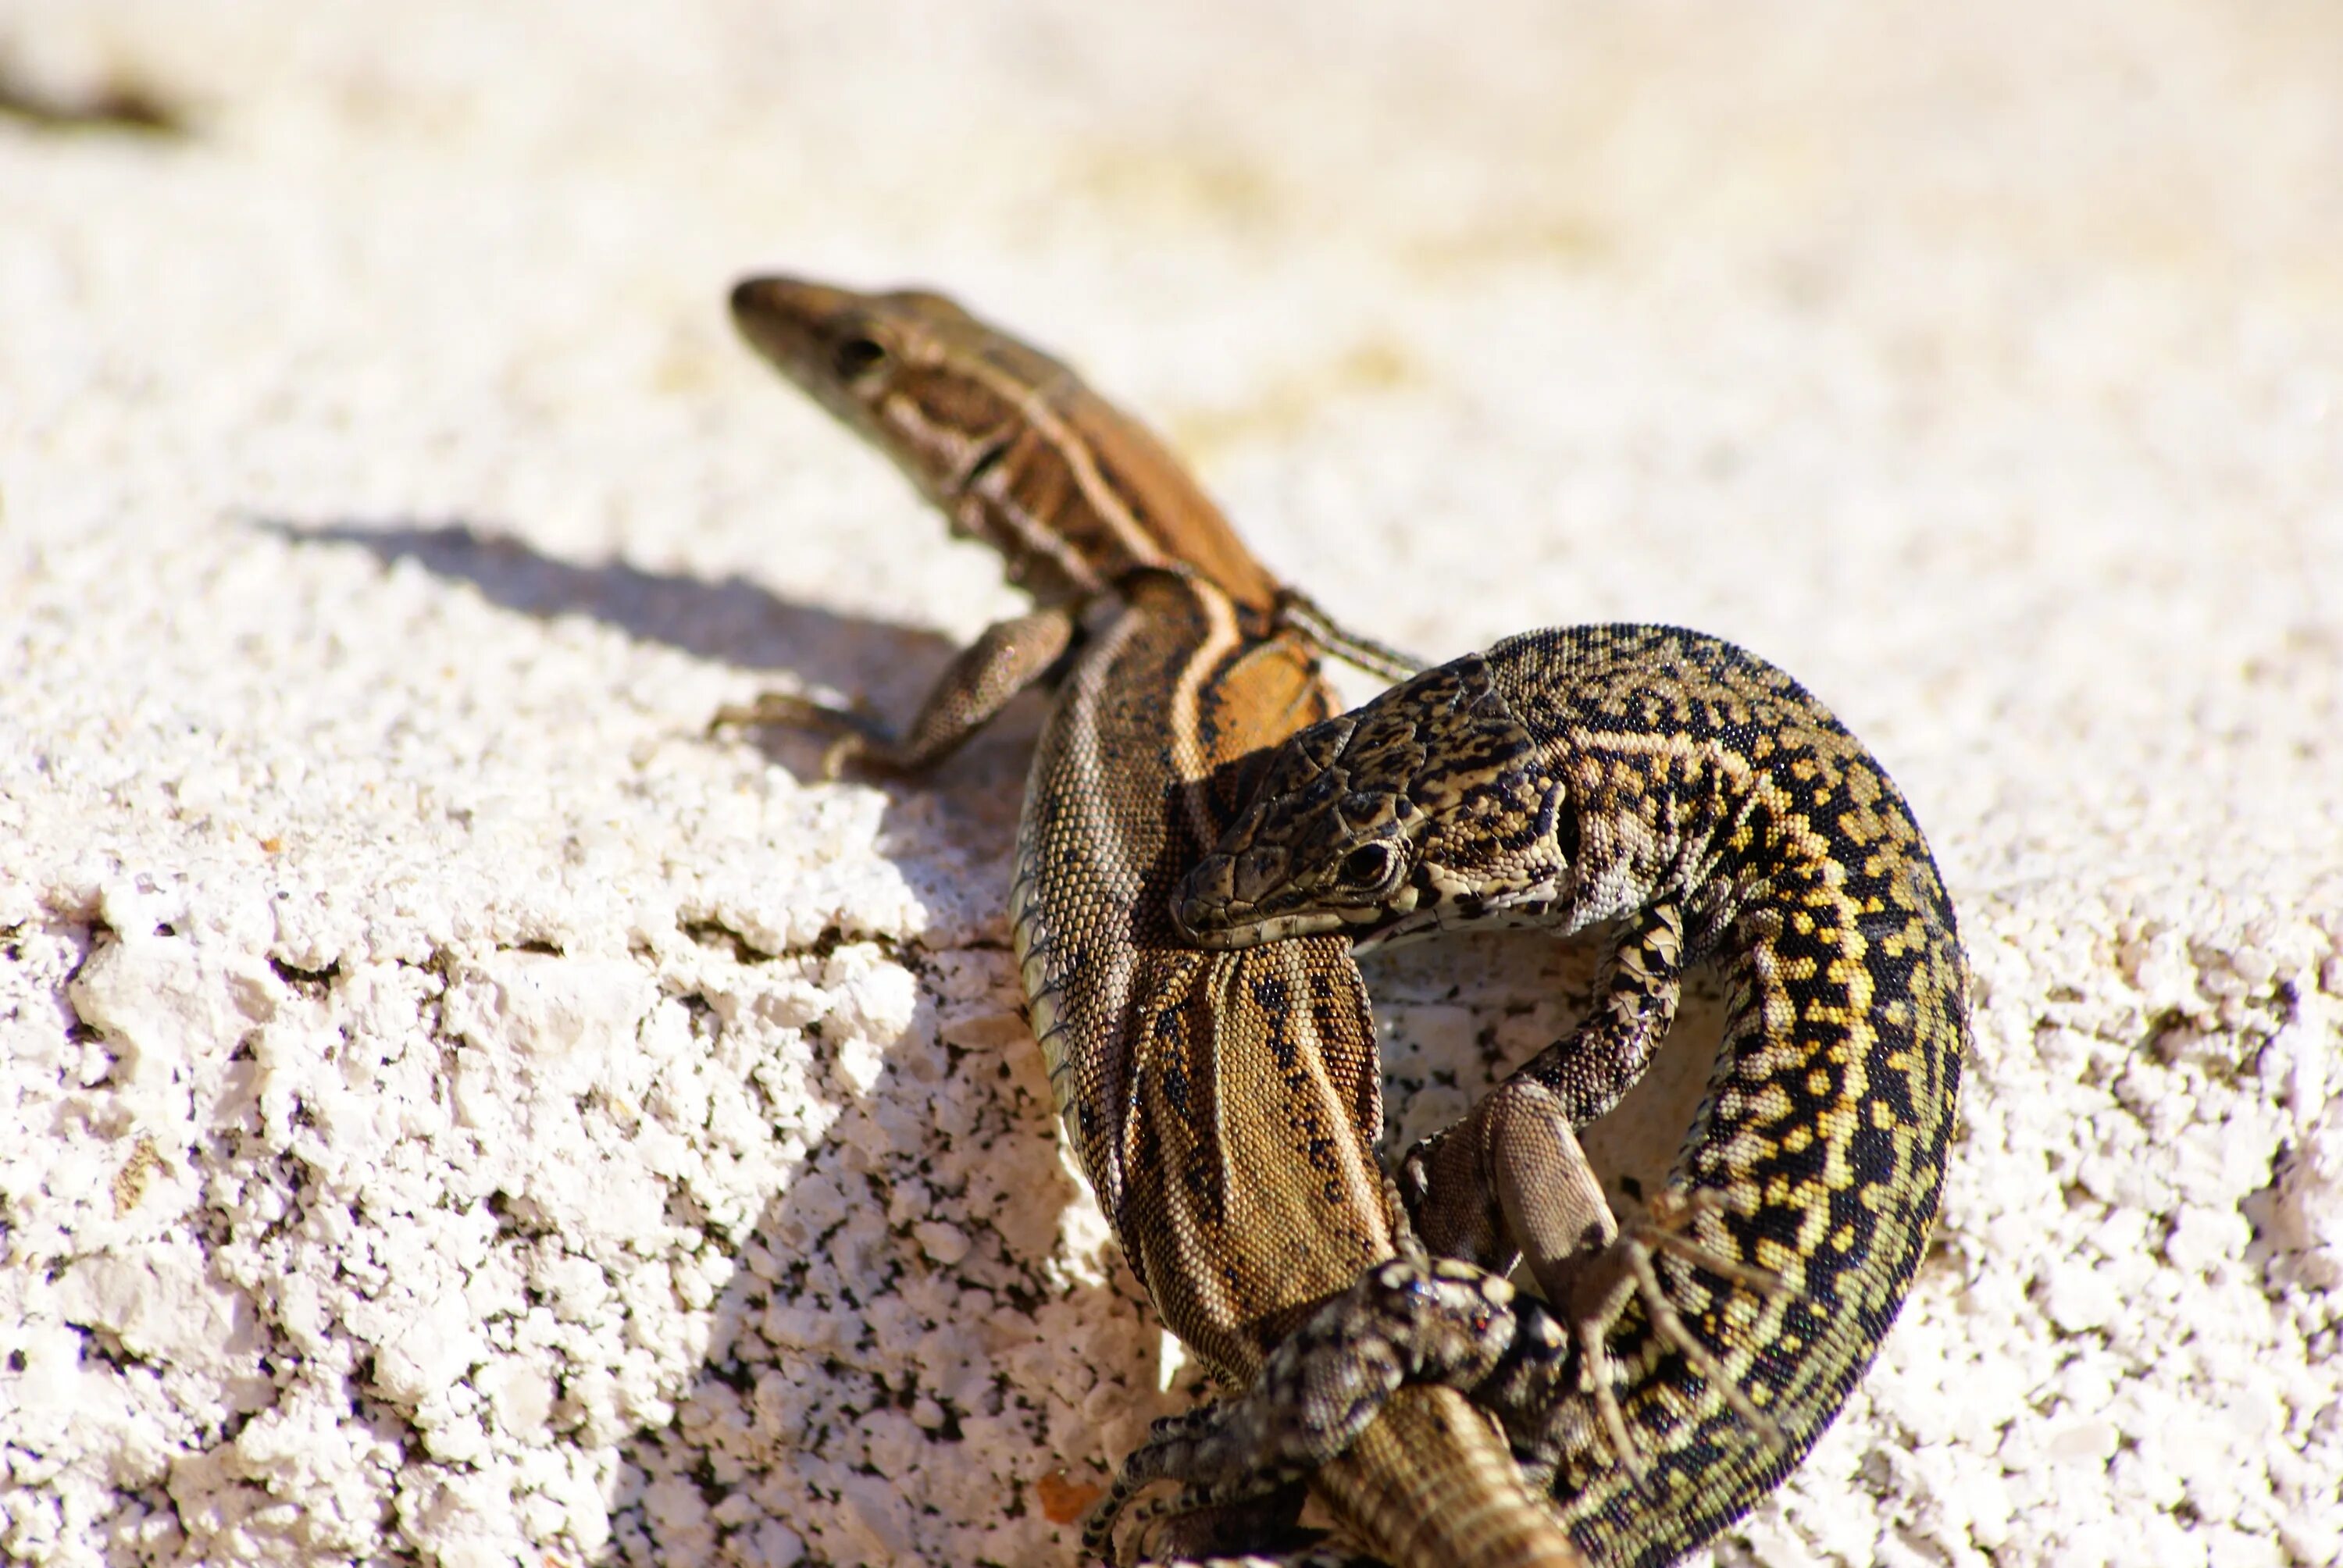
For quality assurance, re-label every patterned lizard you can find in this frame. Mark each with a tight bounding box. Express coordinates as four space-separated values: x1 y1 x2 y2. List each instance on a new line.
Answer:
720 276 1584 1565
1134 623 1970 1566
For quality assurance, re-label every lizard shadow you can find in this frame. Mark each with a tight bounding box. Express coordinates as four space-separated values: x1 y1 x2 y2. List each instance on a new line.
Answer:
258 513 1043 890
262 515 1168 1562
255 515 954 700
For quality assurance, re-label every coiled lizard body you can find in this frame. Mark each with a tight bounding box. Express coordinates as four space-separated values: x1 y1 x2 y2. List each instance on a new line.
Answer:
1157 623 1970 1566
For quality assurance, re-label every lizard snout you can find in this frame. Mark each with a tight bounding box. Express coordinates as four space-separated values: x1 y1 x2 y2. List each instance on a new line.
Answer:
729 275 858 377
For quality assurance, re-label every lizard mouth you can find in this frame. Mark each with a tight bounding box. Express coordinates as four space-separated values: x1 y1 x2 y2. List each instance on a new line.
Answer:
1170 896 1372 950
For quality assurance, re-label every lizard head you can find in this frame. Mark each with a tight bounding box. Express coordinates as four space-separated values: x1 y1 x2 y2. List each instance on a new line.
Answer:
1173 654 1571 951
729 274 1072 509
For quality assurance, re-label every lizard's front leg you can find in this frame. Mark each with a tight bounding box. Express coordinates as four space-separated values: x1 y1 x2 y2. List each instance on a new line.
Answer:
711 601 1080 774
1400 899 1783 1475
1083 1253 1543 1565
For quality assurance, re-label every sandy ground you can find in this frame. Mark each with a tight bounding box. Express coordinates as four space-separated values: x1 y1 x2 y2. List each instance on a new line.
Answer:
3 2 2340 1565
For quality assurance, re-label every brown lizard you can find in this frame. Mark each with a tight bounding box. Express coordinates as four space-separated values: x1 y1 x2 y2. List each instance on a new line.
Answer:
1122 623 1968 1566
721 276 1583 1566
716 276 1412 771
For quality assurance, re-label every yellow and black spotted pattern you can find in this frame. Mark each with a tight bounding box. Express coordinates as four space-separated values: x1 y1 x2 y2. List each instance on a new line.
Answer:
1181 623 1970 1567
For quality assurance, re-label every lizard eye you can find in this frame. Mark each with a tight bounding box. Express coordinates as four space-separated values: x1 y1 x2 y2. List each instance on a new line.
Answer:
1338 842 1396 890
831 333 889 380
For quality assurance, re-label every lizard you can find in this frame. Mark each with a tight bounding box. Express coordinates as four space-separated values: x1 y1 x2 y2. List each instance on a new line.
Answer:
715 274 1414 772
1125 622 1970 1567
1020 567 1592 1566
719 275 1585 1565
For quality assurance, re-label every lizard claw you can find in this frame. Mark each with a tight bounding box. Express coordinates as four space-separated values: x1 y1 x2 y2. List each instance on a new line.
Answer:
1400 1078 1796 1481
1081 1405 1227 1563
1378 1168 1434 1268
1564 1184 1794 1481
708 690 884 779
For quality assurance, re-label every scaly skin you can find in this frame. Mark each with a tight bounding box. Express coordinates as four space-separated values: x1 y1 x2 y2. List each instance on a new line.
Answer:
1163 624 1970 1567
1019 570 1583 1567
718 276 1410 773
725 277 1578 1566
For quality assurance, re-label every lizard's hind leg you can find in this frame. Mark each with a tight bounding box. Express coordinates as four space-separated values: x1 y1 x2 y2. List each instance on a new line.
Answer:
1410 1072 1789 1479
1397 901 1790 1476
1546 1182 1790 1480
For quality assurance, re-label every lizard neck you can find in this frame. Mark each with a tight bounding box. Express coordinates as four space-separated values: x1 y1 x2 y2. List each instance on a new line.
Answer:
1560 742 1754 953
954 373 1285 613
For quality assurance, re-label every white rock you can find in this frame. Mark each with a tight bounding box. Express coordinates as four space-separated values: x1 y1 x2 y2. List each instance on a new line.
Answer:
5 8 2340 1567
51 1244 256 1385
2040 1260 2119 1335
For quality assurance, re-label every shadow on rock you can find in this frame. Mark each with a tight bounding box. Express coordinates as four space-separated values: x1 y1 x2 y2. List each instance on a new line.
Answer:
597 947 1164 1566
258 512 1042 846
255 515 956 697
255 513 1144 1563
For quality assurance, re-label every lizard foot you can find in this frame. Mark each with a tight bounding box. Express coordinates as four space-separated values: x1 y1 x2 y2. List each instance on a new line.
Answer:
1557 1185 1792 1481
707 690 879 778
1396 1080 1790 1481
1080 1469 1318 1566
